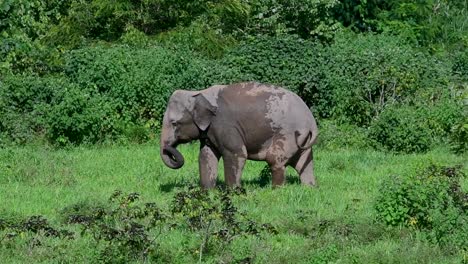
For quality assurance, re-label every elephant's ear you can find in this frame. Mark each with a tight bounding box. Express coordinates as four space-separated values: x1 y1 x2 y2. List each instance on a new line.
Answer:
192 93 217 131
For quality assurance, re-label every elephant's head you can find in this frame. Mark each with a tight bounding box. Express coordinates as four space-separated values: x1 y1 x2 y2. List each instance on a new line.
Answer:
160 89 217 169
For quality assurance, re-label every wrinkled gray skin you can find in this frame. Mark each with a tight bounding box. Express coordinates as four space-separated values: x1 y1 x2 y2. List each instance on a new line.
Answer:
160 82 318 189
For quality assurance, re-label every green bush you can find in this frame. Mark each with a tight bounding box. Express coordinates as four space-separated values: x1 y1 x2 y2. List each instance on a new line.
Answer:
222 34 324 105
0 74 120 145
156 21 237 59
1 44 240 145
64 45 232 128
0 75 62 144
223 32 455 125
317 32 452 126
368 106 433 153
244 0 341 40
317 120 368 149
375 164 467 249
0 0 69 75
452 51 468 81
45 88 119 145
368 99 463 153
450 120 468 154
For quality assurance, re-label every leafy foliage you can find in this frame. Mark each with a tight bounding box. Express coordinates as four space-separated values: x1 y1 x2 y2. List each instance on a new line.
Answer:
60 188 276 263
0 0 466 154
374 0 468 52
368 106 433 153
244 0 341 40
0 75 64 144
0 0 69 75
171 186 277 261
0 74 118 145
0 45 235 145
368 98 463 153
222 34 323 99
317 32 454 126
375 164 467 249
449 121 468 154
317 120 368 149
223 32 460 131
335 0 468 52
63 191 165 263
64 45 230 124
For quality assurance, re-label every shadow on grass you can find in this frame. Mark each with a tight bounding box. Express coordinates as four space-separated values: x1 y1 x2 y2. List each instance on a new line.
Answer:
243 171 271 187
159 180 195 192
159 177 230 192
286 174 301 185
243 167 300 188
160 170 301 192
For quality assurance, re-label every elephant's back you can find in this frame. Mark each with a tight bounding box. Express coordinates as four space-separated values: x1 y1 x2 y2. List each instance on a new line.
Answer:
218 81 314 129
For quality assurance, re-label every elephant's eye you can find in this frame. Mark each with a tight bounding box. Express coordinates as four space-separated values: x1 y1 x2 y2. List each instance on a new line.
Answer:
171 120 178 126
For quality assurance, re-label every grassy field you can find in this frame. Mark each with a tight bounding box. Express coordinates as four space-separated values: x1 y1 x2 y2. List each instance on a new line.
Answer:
0 143 466 263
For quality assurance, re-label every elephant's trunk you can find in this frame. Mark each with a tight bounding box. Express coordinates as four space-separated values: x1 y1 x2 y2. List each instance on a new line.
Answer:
160 111 185 169
160 145 184 169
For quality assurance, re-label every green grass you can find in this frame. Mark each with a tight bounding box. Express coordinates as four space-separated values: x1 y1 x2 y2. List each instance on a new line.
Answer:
0 143 467 263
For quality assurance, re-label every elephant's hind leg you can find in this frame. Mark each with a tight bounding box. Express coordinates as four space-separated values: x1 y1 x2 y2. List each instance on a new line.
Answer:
291 148 317 186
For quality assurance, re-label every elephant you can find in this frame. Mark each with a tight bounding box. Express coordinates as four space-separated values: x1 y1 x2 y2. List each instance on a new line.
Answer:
160 81 318 189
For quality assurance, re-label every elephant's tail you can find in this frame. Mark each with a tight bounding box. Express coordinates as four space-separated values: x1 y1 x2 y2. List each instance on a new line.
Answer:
295 126 318 150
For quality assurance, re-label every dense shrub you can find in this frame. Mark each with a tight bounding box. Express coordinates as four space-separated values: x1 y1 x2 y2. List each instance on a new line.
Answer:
1 25 464 149
335 0 468 52
223 32 457 127
375 164 467 249
368 106 433 153
1 44 242 145
0 0 69 75
452 51 468 82
317 120 368 149
450 121 468 154
374 0 468 52
156 21 237 59
64 45 234 129
244 0 341 40
317 32 452 126
45 88 119 145
222 34 324 107
0 74 119 145
0 75 63 144
448 51 468 154
368 99 463 153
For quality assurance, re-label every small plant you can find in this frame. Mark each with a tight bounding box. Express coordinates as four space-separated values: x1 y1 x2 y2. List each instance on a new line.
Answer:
0 214 74 251
64 191 167 263
57 187 277 263
375 164 467 249
171 185 277 262
368 106 433 153
450 121 468 154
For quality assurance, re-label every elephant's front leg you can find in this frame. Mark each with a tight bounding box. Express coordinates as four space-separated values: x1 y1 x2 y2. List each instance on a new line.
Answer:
222 152 246 187
199 143 220 189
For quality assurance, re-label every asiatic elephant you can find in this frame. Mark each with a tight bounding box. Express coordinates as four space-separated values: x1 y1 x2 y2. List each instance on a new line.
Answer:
160 82 318 189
